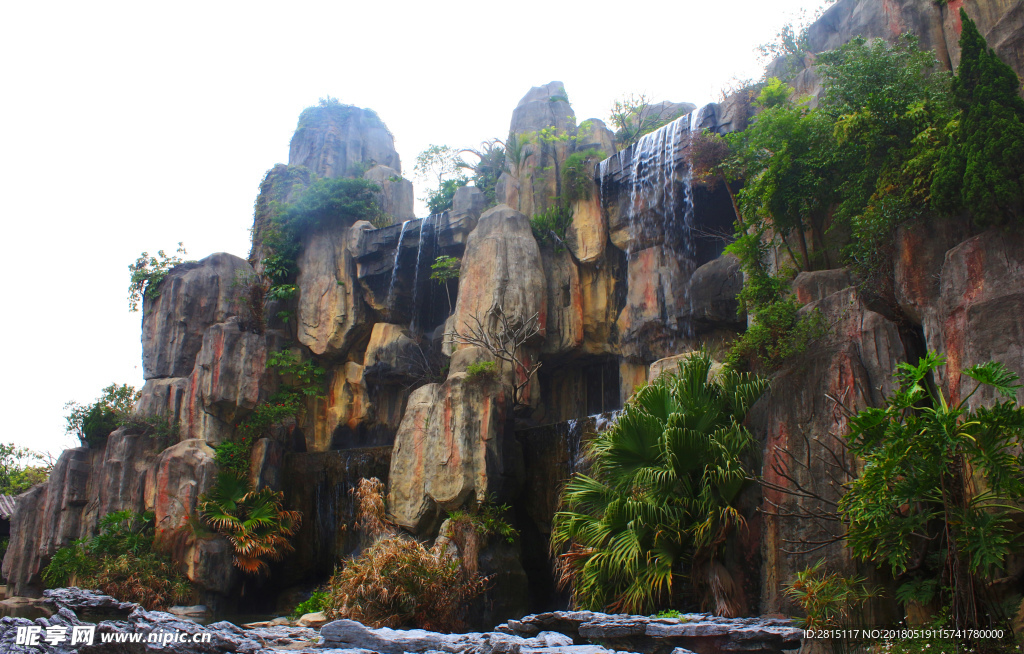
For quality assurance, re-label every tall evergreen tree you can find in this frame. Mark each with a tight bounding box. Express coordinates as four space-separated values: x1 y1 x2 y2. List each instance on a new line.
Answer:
932 9 1024 225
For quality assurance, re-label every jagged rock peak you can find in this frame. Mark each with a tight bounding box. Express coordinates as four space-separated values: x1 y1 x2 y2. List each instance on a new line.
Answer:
288 99 401 179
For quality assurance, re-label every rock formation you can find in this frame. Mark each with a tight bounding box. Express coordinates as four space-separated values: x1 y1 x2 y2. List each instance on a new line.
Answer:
8 1 1024 631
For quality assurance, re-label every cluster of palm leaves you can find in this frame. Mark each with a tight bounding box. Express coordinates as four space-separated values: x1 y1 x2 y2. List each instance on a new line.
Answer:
198 473 302 575
551 351 766 616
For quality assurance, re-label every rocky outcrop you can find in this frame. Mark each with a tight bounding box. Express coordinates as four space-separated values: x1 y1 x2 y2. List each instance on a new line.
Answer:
319 611 802 654
365 164 414 224
180 318 281 444
924 228 1024 408
387 347 513 535
296 225 371 357
2 485 48 597
682 254 744 333
141 253 251 380
616 246 691 361
289 103 401 179
249 164 312 270
451 205 547 346
541 249 584 355
751 280 907 614
505 82 577 217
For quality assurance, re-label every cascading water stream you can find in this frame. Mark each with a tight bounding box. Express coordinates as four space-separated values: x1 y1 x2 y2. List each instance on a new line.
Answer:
385 220 411 318
410 214 433 331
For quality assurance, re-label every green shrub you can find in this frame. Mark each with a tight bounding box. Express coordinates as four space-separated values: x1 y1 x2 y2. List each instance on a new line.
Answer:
530 201 573 249
0 444 50 495
292 589 328 618
127 243 190 312
839 352 1024 630
726 298 827 372
426 177 468 215
561 148 605 204
464 360 496 383
64 383 141 447
446 499 517 544
552 351 766 615
42 511 192 610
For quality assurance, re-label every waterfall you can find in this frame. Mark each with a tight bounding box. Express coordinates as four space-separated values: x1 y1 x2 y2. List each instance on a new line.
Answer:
385 220 411 317
622 113 694 258
410 214 433 331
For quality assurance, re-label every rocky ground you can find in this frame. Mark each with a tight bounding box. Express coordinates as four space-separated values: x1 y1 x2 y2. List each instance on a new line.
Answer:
0 589 802 654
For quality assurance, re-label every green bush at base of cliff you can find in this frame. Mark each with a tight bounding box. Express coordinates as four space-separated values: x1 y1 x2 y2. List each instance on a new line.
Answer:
552 351 766 616
42 511 192 610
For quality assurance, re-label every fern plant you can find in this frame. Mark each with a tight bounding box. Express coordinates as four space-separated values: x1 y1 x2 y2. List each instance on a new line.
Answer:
551 351 766 615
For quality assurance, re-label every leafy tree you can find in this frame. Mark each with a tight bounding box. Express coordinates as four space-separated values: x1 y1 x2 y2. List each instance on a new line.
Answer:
198 473 302 576
415 144 469 214
932 9 1024 226
0 444 50 495
430 255 460 312
127 243 189 311
608 94 686 147
838 352 1024 629
552 352 766 615
64 383 141 447
459 139 506 206
425 177 468 215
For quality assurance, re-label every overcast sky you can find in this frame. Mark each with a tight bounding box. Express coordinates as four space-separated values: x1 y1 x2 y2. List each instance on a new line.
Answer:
0 0 828 458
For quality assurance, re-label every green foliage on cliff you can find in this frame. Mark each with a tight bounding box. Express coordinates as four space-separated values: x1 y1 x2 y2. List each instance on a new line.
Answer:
426 177 468 214
838 352 1024 628
64 383 141 447
723 230 826 373
0 444 50 495
552 351 766 615
931 10 1024 226
609 94 686 147
43 511 192 609
219 350 326 476
127 243 190 312
561 148 604 204
530 201 572 250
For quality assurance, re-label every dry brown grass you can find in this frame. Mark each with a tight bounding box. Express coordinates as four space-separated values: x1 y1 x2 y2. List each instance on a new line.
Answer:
324 478 487 631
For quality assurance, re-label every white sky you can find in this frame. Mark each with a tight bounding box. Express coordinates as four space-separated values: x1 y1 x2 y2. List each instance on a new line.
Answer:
0 0 827 457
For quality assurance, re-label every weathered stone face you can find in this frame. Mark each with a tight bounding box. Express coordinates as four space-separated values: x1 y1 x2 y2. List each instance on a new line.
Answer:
305 361 371 452
288 105 401 179
180 318 281 444
895 216 973 324
924 229 1024 409
751 281 907 615
616 246 692 361
141 253 252 380
296 226 370 357
541 248 584 355
506 81 577 217
451 204 547 343
364 164 414 224
388 348 515 536
146 439 218 548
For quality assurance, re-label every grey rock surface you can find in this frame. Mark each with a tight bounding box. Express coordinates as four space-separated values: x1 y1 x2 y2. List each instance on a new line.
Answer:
141 253 251 380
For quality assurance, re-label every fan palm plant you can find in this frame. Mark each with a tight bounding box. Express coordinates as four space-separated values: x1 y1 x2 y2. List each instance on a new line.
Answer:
199 473 302 575
551 351 766 616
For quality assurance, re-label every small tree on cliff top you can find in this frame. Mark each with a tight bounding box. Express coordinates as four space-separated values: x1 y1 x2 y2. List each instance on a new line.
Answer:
932 9 1024 226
